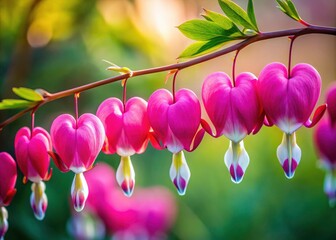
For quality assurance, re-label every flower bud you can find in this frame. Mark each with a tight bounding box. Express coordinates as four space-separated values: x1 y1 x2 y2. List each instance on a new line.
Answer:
116 156 135 197
170 151 190 195
71 173 89 212
30 181 48 220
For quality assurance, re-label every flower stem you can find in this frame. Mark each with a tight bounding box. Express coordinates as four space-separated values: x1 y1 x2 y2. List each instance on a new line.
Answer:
0 25 335 130
172 70 179 103
288 36 297 78
232 50 240 87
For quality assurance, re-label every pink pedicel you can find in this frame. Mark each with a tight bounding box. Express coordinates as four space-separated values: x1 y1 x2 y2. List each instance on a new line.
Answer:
97 97 150 197
147 88 204 195
314 84 336 206
51 113 105 211
202 72 263 183
15 127 52 220
0 152 17 239
259 62 323 179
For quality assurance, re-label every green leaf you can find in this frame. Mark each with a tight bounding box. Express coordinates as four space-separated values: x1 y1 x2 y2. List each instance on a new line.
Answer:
0 99 35 110
178 37 231 59
276 0 301 21
201 9 243 37
12 87 43 101
247 0 258 31
178 19 240 41
218 0 257 31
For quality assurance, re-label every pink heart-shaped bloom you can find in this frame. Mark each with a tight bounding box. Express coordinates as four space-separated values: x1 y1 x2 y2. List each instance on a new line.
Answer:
326 84 336 126
314 118 336 169
258 62 321 133
0 152 17 207
147 88 203 153
50 113 105 173
202 72 263 142
96 97 150 157
15 127 52 183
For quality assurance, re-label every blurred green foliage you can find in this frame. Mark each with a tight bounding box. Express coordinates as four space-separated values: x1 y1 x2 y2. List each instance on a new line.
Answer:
0 0 335 239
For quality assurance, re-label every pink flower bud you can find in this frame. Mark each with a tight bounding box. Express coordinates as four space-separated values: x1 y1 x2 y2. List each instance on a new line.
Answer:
15 127 52 183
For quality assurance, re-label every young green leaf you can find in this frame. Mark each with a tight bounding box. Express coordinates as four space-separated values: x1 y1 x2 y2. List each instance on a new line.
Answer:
202 9 243 37
12 87 43 101
247 0 258 31
0 99 35 110
178 19 239 41
178 37 232 59
218 0 257 31
276 0 301 21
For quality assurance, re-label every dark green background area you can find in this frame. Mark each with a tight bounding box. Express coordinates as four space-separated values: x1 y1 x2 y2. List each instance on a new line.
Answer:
1 0 335 239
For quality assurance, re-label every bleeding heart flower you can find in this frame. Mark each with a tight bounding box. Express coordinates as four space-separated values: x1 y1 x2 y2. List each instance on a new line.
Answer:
97 97 150 197
15 127 52 220
0 152 17 240
202 72 263 183
50 113 105 212
15 127 52 183
258 62 324 179
314 84 336 206
326 83 336 126
0 152 17 207
147 88 204 195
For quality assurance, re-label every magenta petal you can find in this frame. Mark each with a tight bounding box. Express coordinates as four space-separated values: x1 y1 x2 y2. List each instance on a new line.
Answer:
326 84 336 126
202 72 262 142
147 89 172 145
28 134 50 180
304 104 327 128
168 89 201 150
123 97 150 154
51 113 104 173
0 152 17 206
282 159 298 179
96 98 123 154
258 62 321 133
314 118 336 167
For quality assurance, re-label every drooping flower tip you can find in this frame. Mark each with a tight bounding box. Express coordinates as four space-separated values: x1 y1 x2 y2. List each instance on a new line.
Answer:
71 173 89 212
229 164 244 184
276 133 301 179
116 156 135 197
121 179 135 197
173 175 187 196
281 159 298 179
30 181 48 220
0 207 8 239
326 84 336 125
170 151 190 195
224 141 249 184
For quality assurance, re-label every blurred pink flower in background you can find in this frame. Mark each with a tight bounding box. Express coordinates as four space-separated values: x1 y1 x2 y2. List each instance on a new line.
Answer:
69 163 177 240
314 83 336 206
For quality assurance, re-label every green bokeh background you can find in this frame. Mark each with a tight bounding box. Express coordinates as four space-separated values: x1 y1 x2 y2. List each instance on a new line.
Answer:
1 0 335 239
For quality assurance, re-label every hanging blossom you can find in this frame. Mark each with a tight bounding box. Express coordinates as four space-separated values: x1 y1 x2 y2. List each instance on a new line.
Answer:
202 72 263 183
50 113 105 212
0 152 17 239
147 88 204 195
258 62 325 179
96 97 150 196
314 84 336 206
15 127 52 220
